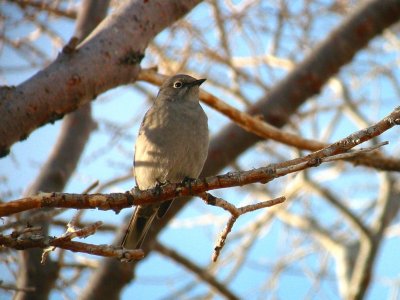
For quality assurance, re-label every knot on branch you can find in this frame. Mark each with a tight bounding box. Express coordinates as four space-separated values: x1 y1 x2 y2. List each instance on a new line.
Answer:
119 50 144 65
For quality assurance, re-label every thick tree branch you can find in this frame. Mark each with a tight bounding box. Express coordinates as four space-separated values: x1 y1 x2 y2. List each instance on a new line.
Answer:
0 0 202 157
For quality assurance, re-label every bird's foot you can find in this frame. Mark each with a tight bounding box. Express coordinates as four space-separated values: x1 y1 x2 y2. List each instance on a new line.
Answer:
182 176 196 194
154 180 169 196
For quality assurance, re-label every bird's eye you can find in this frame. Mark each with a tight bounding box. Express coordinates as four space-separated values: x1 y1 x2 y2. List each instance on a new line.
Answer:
173 81 183 88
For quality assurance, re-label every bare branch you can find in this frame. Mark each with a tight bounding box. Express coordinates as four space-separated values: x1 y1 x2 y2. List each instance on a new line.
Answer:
0 0 202 156
199 192 285 262
1 104 397 217
1 226 144 261
0 143 384 217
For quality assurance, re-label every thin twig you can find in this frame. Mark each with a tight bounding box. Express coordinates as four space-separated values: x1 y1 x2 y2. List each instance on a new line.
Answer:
200 192 286 261
0 228 144 261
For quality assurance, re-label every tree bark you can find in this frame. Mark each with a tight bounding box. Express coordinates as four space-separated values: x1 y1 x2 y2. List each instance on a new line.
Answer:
0 0 203 157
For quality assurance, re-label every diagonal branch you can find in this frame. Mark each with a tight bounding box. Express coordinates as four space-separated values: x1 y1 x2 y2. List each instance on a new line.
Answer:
0 142 388 217
0 0 203 157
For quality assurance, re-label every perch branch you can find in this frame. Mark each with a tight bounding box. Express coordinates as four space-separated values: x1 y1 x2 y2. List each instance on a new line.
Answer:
0 142 386 217
0 124 395 218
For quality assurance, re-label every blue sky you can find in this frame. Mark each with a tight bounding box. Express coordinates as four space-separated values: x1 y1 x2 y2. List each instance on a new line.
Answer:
1 1 400 299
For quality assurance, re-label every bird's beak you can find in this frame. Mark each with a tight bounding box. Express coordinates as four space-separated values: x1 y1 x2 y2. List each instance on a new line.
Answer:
191 78 206 87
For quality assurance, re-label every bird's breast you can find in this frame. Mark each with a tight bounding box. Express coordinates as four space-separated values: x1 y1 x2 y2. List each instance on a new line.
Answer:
134 102 208 189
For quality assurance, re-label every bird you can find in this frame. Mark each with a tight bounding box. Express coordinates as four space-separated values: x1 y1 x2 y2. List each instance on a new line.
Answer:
121 74 209 249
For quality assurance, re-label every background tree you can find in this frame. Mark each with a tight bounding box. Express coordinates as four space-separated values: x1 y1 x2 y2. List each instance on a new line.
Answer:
1 0 400 299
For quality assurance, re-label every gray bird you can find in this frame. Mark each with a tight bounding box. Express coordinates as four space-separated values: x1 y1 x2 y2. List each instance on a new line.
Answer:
121 74 209 249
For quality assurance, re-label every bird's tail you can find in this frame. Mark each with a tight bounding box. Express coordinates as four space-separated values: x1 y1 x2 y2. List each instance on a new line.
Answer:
121 205 158 249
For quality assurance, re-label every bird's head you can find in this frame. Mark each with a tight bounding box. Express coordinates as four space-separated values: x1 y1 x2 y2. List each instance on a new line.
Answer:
157 74 206 103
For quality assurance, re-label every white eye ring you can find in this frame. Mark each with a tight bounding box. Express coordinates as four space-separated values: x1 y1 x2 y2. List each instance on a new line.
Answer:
173 81 183 88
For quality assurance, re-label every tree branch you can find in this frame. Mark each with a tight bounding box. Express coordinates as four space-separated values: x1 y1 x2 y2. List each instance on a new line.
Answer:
199 193 285 262
0 0 202 157
0 142 387 217
2 103 398 216
1 226 144 261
